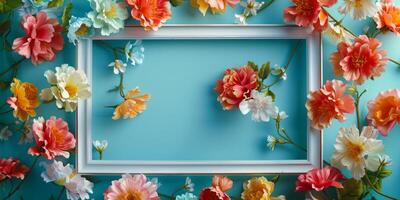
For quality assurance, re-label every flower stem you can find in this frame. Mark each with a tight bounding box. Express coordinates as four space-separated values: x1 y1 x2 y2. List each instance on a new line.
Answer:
0 58 25 78
56 187 65 200
119 73 125 98
158 193 175 200
354 88 367 131
364 175 399 200
99 151 103 160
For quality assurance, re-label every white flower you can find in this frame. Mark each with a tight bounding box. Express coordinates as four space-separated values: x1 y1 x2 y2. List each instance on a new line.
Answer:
239 90 278 122
108 60 127 74
184 177 194 192
41 160 74 185
65 174 94 200
272 109 288 120
235 14 247 24
324 22 355 43
271 65 287 80
93 140 108 152
267 135 278 151
240 0 264 16
332 125 385 180
124 40 145 66
0 126 12 141
41 64 91 112
339 0 377 20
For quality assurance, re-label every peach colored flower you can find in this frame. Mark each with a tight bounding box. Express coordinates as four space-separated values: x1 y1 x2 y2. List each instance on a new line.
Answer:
284 0 337 32
12 12 64 65
6 78 40 121
125 0 172 31
330 35 388 85
374 0 400 36
200 176 232 200
367 89 400 135
28 117 76 160
306 80 355 130
104 174 160 200
112 88 151 120
0 158 29 182
191 0 239 15
215 65 258 110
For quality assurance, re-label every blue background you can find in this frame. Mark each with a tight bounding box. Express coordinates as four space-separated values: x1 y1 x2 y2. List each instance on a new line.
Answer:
1 0 400 199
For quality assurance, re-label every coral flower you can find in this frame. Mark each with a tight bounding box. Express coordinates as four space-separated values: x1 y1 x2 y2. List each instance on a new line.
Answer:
374 0 400 36
200 176 232 200
125 0 172 31
241 177 285 200
306 80 355 130
104 174 160 200
367 89 400 135
12 12 64 65
295 166 345 192
28 117 76 160
330 35 388 85
215 65 258 110
0 158 29 181
113 88 151 120
284 0 337 32
6 78 40 121
191 0 239 15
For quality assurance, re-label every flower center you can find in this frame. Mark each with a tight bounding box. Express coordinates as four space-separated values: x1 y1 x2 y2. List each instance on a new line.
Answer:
247 2 255 9
65 83 78 97
351 55 365 68
354 0 363 8
389 9 400 25
345 141 365 160
295 0 315 12
75 24 89 37
118 189 143 200
105 4 118 17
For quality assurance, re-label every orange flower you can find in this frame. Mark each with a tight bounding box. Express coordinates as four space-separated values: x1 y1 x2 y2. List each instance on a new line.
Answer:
125 0 172 31
6 78 40 121
306 80 355 130
374 0 400 36
191 0 239 15
367 89 400 135
112 88 151 120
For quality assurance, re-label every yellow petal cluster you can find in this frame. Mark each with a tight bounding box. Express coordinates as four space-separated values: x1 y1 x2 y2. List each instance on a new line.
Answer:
8 78 40 121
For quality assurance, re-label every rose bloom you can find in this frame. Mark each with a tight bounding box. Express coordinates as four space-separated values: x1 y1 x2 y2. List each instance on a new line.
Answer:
6 78 40 121
200 176 232 200
12 12 64 65
284 0 337 32
374 0 400 36
215 65 258 110
0 158 29 182
113 87 151 120
104 174 159 200
330 35 388 85
306 80 355 130
241 177 285 200
295 166 344 192
191 0 239 15
367 89 400 135
125 0 171 31
28 116 76 160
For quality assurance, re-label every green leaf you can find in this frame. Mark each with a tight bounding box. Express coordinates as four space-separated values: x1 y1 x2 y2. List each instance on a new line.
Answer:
0 0 22 13
61 2 73 30
169 0 184 6
0 19 10 35
47 0 64 8
379 168 392 178
258 62 270 81
247 61 258 72
266 89 275 101
108 86 120 93
0 80 7 89
337 178 363 200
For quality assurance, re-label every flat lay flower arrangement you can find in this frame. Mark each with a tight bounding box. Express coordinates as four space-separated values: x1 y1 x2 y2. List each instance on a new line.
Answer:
0 0 400 199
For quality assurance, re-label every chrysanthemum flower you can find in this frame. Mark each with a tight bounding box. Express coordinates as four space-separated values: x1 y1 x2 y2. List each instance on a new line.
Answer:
7 78 40 121
241 177 285 200
125 0 172 31
104 174 160 200
374 0 400 36
0 158 29 181
112 87 151 120
191 0 240 16
295 166 344 192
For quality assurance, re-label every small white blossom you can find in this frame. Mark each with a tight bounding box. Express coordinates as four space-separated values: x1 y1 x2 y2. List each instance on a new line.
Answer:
239 90 277 122
124 40 144 66
108 60 127 75
272 109 288 120
267 135 278 151
339 0 377 20
93 140 108 152
240 0 264 16
271 65 287 80
184 177 194 192
234 14 247 24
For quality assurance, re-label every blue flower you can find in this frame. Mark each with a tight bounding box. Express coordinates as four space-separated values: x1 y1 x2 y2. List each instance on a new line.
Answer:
87 0 128 36
124 40 144 66
18 0 59 18
67 16 95 45
175 193 198 200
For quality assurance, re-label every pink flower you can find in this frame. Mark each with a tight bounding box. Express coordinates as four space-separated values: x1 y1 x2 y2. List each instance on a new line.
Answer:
374 0 400 36
104 174 160 200
330 35 388 85
200 176 232 200
296 166 345 192
0 158 29 182
215 65 258 110
12 12 64 65
367 89 400 135
306 80 355 130
28 116 76 160
284 0 337 32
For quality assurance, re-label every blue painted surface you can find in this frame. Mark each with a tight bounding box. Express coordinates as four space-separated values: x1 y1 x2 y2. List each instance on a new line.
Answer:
0 0 400 199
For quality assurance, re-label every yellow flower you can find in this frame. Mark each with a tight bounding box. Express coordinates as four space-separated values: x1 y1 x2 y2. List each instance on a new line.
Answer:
6 78 40 121
241 177 285 200
112 88 150 120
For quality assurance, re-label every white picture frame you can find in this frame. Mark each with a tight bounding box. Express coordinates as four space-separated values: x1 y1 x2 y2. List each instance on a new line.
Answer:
76 25 322 175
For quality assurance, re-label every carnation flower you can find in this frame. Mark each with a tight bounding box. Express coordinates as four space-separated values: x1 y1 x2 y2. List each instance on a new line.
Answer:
199 176 232 200
108 60 127 75
113 87 151 120
332 125 386 180
374 0 400 36
241 177 285 200
12 12 64 65
306 80 355 130
87 0 128 36
215 65 258 110
41 64 91 112
239 90 278 122
367 89 400 135
7 78 40 121
67 16 95 45
126 0 172 31
191 0 239 15
104 174 160 200
295 166 344 192
339 0 377 20
0 158 29 181
28 117 76 160
124 40 145 66
330 35 388 85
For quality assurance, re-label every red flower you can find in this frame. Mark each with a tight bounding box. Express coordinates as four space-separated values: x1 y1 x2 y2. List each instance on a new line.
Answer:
215 66 258 110
296 166 345 192
200 176 233 200
125 0 172 31
330 35 388 84
0 158 29 181
12 12 64 65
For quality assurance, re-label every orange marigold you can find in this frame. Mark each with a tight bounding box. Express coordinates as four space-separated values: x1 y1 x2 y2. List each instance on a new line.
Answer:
6 78 40 121
113 87 151 120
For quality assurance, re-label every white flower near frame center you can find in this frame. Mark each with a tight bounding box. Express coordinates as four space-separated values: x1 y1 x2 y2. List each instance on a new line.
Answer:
239 90 278 122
